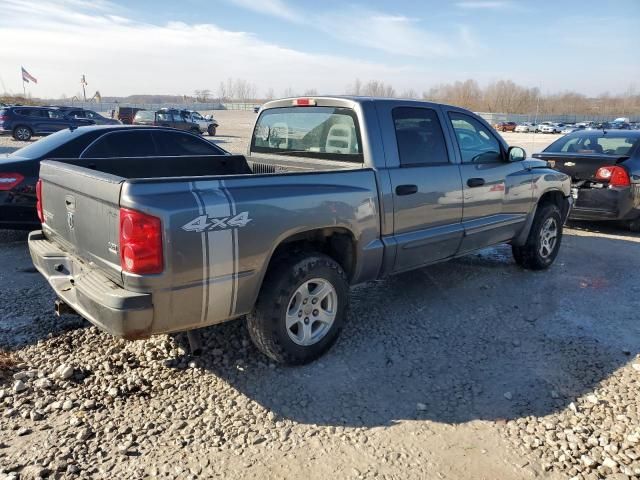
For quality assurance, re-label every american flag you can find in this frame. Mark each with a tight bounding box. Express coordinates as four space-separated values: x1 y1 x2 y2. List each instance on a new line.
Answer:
21 67 37 84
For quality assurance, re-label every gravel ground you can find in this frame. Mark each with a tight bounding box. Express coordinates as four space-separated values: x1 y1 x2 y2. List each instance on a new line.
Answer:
1 113 639 479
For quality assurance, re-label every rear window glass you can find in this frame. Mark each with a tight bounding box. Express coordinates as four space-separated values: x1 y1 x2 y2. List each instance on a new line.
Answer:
251 107 363 162
134 111 155 122
7 128 91 160
546 134 640 156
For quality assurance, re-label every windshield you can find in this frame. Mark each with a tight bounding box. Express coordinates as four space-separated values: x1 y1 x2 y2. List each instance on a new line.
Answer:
545 133 640 156
251 106 363 162
6 128 88 160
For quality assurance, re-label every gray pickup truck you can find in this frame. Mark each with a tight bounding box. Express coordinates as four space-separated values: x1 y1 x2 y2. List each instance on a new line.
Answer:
29 97 572 364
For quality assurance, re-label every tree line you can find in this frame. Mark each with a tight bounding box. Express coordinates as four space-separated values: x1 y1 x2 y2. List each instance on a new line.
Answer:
345 78 640 117
4 77 639 116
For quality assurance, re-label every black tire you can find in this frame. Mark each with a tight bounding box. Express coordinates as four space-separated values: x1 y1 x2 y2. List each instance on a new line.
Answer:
628 218 640 233
13 126 32 141
191 128 201 135
512 203 563 270
208 125 216 136
247 252 349 365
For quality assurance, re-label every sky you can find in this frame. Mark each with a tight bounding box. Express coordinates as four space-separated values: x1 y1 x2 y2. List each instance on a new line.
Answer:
0 0 639 99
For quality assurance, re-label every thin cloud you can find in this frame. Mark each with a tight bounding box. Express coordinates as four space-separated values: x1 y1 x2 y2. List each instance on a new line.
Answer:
456 1 512 9
226 0 301 22
318 8 482 58
0 0 415 97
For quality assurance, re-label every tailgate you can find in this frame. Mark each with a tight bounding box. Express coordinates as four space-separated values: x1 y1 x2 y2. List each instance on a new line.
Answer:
39 160 124 284
535 152 629 182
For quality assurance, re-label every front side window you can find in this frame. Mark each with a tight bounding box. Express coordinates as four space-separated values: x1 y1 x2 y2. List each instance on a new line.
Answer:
252 106 363 162
449 112 503 164
393 107 448 166
81 131 156 158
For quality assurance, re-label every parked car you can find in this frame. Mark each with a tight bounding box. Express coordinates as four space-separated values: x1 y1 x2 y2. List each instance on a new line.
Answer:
133 108 201 134
561 125 585 134
180 110 219 136
534 130 640 231
493 121 517 132
29 97 572 365
0 126 228 229
117 107 142 125
539 123 564 134
515 122 536 133
64 108 121 126
0 106 95 141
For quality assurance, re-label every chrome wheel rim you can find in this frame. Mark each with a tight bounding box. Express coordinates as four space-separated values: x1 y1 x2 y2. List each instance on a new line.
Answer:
285 278 337 346
539 217 558 258
16 128 29 140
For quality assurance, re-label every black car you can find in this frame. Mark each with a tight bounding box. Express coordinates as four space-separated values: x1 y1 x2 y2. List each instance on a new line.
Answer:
64 108 121 126
0 106 95 141
533 130 640 231
0 125 229 229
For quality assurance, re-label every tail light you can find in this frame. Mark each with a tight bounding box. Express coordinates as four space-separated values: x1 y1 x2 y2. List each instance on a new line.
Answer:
0 172 24 191
595 166 631 187
119 208 163 274
0 115 7 121
293 98 316 106
36 179 44 223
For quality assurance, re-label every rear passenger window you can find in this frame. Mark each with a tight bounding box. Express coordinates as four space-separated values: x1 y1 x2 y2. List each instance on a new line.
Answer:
153 131 224 156
392 107 448 166
81 131 156 158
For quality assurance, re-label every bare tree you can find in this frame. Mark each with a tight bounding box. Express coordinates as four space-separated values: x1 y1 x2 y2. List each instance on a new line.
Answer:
264 87 275 100
346 79 362 96
303 88 318 96
282 87 296 97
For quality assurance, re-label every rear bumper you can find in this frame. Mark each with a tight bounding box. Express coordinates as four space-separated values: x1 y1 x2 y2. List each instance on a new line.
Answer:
569 184 640 221
28 230 154 339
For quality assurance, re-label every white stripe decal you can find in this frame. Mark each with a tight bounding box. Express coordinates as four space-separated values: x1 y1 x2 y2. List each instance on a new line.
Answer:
194 179 233 323
189 181 208 324
220 180 239 317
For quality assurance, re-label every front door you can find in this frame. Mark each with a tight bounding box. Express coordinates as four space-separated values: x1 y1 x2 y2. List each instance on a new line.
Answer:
446 111 533 253
384 105 464 272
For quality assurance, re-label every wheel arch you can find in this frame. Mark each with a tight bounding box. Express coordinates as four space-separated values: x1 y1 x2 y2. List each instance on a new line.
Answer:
512 189 569 246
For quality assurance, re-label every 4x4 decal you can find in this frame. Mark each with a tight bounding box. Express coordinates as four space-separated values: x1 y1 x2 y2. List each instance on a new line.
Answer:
182 211 252 232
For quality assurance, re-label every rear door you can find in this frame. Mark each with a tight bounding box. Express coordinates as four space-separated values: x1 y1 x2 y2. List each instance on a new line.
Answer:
446 110 533 253
378 104 464 272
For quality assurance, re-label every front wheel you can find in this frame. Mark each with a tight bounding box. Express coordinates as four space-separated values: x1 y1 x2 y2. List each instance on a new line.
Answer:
247 252 349 365
13 126 32 141
512 203 563 270
208 125 216 136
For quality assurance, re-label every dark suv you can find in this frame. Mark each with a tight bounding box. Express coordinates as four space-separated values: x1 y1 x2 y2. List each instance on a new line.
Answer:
0 106 94 141
132 108 201 134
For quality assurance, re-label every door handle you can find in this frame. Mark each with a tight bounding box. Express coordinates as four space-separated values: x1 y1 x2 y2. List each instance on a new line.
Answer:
395 184 418 196
467 178 485 188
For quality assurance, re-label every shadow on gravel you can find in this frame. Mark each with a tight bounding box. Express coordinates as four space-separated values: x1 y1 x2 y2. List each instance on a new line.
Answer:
173 231 640 428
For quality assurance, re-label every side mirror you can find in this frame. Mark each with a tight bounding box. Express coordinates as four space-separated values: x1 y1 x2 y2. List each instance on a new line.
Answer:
508 146 526 162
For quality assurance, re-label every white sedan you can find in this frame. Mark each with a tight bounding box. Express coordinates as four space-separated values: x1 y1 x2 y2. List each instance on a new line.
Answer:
515 122 536 133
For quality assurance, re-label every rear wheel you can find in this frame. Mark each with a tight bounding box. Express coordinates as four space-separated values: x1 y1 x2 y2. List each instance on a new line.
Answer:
513 203 563 270
13 126 32 141
208 125 216 136
628 218 640 233
247 252 349 365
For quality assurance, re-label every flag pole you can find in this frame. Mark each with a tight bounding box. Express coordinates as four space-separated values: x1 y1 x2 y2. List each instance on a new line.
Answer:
23 79 26 98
